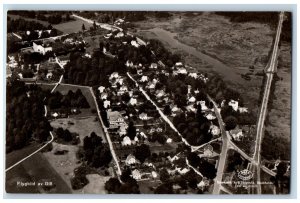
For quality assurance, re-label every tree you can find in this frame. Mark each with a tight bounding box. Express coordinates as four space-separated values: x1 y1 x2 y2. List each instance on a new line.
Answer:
127 121 136 140
159 168 170 182
187 152 201 168
224 116 238 131
163 105 171 115
134 144 151 163
154 183 174 194
105 178 121 193
82 23 86 31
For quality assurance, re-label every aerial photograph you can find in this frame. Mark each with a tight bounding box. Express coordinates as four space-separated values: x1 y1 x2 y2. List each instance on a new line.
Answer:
5 10 291 194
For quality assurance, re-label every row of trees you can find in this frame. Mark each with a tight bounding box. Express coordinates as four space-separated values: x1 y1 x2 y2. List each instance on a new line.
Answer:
6 81 52 152
47 89 90 110
79 132 112 168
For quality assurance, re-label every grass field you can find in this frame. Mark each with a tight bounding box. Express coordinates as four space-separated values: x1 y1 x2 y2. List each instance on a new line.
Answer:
265 42 291 142
53 19 92 34
50 116 106 143
6 143 40 169
43 116 108 193
6 152 71 193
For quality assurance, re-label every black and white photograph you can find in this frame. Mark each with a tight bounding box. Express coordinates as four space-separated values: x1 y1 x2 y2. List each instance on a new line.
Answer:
4 5 293 196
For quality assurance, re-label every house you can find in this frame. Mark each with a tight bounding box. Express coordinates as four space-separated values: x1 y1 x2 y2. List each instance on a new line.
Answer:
103 100 111 109
189 72 198 79
116 78 124 86
176 167 189 175
125 60 134 67
177 67 187 74
152 171 158 178
125 154 137 165
101 92 108 100
129 98 137 106
137 70 143 75
168 154 180 162
118 85 128 95
229 128 244 141
139 131 147 139
118 125 127 136
228 100 239 111
132 169 141 180
139 113 149 120
197 179 209 189
98 86 105 93
150 63 158 69
210 125 220 136
172 105 180 113
32 41 52 55
122 136 132 146
188 96 196 103
198 100 208 111
238 107 248 113
52 112 58 118
46 72 53 79
156 90 165 98
166 138 173 143
148 83 156 90
115 32 124 38
203 145 214 157
109 72 119 80
175 62 183 67
131 40 140 48
108 110 125 128
205 113 216 120
140 75 148 82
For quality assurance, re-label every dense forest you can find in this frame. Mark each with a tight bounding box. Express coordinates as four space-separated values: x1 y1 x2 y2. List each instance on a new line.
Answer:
6 80 52 153
8 11 74 25
215 12 279 27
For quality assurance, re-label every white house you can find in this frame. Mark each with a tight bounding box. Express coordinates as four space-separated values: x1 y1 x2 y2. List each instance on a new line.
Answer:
103 100 111 109
188 96 196 103
166 138 173 143
210 125 220 136
156 90 165 98
101 92 108 100
129 98 137 106
52 112 58 118
139 113 149 120
122 136 132 146
32 42 52 55
198 100 208 111
125 154 137 165
150 63 158 69
152 171 158 178
46 72 53 79
109 72 119 80
205 113 216 120
131 40 140 48
177 67 187 74
98 86 105 93
108 110 125 128
140 75 148 82
230 128 244 141
175 62 183 67
115 32 124 38
118 125 127 136
228 100 239 111
125 60 134 67
238 107 248 113
188 72 198 79
132 169 141 180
